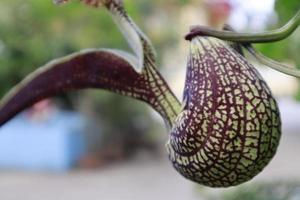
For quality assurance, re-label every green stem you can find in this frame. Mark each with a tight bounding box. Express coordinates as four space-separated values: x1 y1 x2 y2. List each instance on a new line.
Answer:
244 44 300 78
219 24 300 78
186 10 300 43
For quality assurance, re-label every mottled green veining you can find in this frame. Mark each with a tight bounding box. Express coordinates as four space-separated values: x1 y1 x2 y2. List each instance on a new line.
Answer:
167 37 281 187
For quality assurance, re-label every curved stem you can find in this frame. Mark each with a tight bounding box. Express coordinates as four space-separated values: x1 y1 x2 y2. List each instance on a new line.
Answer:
185 10 300 43
219 24 300 78
244 44 300 78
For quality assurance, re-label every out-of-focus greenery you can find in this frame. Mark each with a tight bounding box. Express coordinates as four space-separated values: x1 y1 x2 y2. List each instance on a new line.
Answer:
256 0 300 61
0 0 125 96
257 0 300 99
260 0 300 61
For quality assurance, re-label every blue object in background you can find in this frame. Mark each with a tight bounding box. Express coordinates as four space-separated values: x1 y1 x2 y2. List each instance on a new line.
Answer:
0 110 87 171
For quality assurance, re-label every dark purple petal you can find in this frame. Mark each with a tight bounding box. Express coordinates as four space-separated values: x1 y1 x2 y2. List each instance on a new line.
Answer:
0 50 180 127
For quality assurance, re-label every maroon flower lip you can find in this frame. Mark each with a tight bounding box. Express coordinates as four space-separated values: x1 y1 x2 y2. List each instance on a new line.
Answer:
0 50 180 128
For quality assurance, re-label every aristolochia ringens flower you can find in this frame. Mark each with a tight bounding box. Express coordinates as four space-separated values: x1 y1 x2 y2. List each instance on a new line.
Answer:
0 0 299 187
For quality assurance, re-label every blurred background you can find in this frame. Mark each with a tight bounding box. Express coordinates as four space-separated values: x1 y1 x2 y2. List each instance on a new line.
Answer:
0 0 300 199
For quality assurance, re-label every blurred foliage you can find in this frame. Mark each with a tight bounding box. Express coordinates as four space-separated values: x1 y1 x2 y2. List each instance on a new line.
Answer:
256 0 300 61
0 0 125 96
0 2 98 94
275 0 300 23
256 0 300 99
